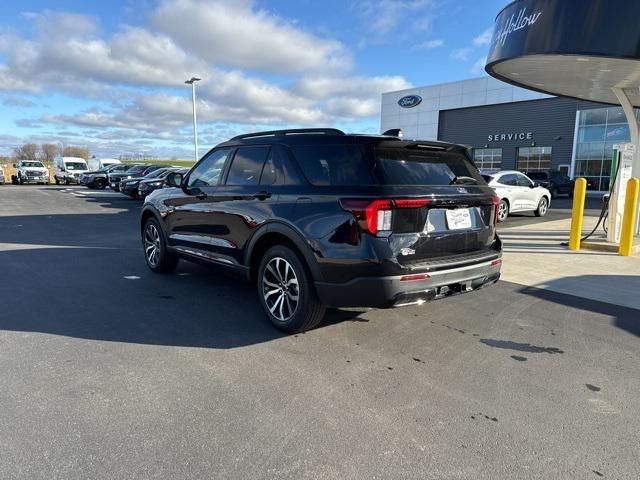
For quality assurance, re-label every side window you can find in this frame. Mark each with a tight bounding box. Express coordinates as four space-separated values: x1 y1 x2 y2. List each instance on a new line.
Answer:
499 174 518 186
517 174 533 187
226 146 270 186
259 150 277 185
187 149 231 188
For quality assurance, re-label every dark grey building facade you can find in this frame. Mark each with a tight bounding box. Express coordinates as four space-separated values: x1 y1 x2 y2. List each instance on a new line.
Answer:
381 77 636 192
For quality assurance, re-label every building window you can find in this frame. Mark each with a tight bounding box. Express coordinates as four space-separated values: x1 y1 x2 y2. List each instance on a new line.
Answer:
574 106 634 191
474 148 502 170
516 146 552 172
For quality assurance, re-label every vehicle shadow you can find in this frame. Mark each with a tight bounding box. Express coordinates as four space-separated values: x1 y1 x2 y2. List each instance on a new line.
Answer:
0 210 366 349
517 280 640 337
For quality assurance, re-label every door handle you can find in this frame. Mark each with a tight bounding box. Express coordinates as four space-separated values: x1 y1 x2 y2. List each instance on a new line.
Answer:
253 190 272 200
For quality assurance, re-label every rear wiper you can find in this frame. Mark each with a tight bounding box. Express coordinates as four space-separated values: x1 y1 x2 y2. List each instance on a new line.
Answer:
450 176 479 185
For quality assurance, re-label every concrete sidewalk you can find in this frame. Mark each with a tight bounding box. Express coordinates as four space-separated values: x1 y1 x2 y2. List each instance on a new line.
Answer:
498 216 640 311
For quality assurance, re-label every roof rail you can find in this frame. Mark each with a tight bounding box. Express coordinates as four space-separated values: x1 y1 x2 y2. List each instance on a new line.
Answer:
229 128 345 141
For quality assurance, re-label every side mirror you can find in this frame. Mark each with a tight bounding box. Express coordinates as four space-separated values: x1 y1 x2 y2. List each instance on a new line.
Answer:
166 172 184 188
530 183 538 188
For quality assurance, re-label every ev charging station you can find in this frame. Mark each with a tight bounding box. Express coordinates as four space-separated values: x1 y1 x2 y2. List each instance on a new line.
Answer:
608 143 635 243
485 0 640 245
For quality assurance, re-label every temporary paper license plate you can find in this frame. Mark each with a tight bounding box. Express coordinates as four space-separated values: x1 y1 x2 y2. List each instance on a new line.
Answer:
445 208 472 230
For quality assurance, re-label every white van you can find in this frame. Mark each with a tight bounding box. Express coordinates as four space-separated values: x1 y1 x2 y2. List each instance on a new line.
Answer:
87 158 121 171
53 156 89 185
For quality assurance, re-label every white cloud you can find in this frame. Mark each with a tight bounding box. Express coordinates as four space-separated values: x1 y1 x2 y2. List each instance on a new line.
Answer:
473 27 493 47
0 1 414 156
451 48 473 61
470 56 487 74
152 0 351 74
357 0 434 37
417 39 445 50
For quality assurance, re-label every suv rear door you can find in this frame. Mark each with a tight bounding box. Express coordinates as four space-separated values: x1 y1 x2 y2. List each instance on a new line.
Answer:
192 145 277 265
370 144 498 263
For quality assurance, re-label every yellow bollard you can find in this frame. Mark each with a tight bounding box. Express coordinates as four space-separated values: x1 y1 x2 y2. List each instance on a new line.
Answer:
569 178 587 250
619 178 639 256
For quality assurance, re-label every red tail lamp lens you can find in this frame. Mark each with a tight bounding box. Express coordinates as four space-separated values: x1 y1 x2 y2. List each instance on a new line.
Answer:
340 198 430 236
400 273 430 282
491 196 500 225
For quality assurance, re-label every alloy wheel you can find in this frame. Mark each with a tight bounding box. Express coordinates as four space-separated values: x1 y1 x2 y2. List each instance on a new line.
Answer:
498 201 508 222
262 257 299 322
539 198 548 215
144 223 161 267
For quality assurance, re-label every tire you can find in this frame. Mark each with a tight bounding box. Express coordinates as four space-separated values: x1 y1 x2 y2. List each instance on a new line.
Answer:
94 178 107 190
257 245 326 333
64 178 70 185
497 199 509 223
551 187 558 199
535 197 549 217
18 176 24 185
55 177 60 185
142 217 179 273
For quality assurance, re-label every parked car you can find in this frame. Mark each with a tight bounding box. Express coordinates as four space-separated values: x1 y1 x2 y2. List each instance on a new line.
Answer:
109 165 163 191
87 158 121 171
140 128 503 333
120 167 175 198
53 157 89 185
526 170 574 198
138 168 189 199
80 164 133 189
0 168 5 185
13 160 50 185
482 170 551 222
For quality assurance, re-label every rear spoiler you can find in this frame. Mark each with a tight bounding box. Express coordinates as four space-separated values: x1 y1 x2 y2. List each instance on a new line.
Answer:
376 140 475 160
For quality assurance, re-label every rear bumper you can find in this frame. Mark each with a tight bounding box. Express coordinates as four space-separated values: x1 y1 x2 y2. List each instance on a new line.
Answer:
315 257 502 308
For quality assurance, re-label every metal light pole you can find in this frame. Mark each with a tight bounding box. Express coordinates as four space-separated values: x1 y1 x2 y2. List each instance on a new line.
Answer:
185 76 201 162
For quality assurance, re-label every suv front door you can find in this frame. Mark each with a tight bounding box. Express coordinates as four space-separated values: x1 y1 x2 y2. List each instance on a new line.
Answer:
201 145 277 265
515 173 538 209
164 148 232 257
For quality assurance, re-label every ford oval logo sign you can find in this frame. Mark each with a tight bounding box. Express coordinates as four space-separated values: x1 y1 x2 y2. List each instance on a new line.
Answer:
398 95 422 108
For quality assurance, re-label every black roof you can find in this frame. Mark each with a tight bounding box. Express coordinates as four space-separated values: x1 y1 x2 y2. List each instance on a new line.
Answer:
216 128 468 155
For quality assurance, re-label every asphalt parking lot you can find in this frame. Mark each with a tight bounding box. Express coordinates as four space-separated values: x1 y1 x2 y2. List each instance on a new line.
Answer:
0 185 638 480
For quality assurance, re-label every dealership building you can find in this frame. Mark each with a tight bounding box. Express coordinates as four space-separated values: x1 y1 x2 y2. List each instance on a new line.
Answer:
381 77 637 192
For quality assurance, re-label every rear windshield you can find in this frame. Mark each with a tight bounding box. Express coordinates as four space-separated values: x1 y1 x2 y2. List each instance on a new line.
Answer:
289 145 374 186
374 148 483 186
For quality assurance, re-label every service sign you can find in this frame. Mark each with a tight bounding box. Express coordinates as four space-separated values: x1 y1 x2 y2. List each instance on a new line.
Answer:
398 95 422 108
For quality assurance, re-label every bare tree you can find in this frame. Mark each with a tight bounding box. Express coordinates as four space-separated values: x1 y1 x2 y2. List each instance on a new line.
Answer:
41 144 58 164
62 146 89 160
13 143 38 160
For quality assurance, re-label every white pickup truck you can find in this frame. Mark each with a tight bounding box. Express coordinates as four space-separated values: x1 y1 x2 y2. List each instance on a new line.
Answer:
13 160 50 185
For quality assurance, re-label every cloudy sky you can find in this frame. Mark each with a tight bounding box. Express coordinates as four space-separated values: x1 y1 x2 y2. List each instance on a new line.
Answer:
0 0 505 159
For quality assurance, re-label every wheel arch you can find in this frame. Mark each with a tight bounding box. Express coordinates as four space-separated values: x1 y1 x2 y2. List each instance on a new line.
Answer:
245 222 322 283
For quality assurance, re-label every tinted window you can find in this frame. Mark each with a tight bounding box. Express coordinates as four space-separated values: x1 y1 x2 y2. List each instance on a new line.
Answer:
526 172 548 181
516 174 533 187
187 149 231 188
226 146 270 186
260 151 277 185
374 149 482 186
290 145 374 186
481 174 494 183
499 174 518 186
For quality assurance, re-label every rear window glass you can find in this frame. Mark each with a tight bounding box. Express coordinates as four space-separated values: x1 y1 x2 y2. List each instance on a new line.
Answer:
374 148 483 186
289 145 374 186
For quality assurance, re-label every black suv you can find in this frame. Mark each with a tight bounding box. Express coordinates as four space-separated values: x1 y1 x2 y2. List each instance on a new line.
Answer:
526 170 574 198
140 129 502 332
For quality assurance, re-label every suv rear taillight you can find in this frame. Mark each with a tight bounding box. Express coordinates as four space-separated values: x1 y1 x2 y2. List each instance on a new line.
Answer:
491 195 500 226
340 198 430 236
